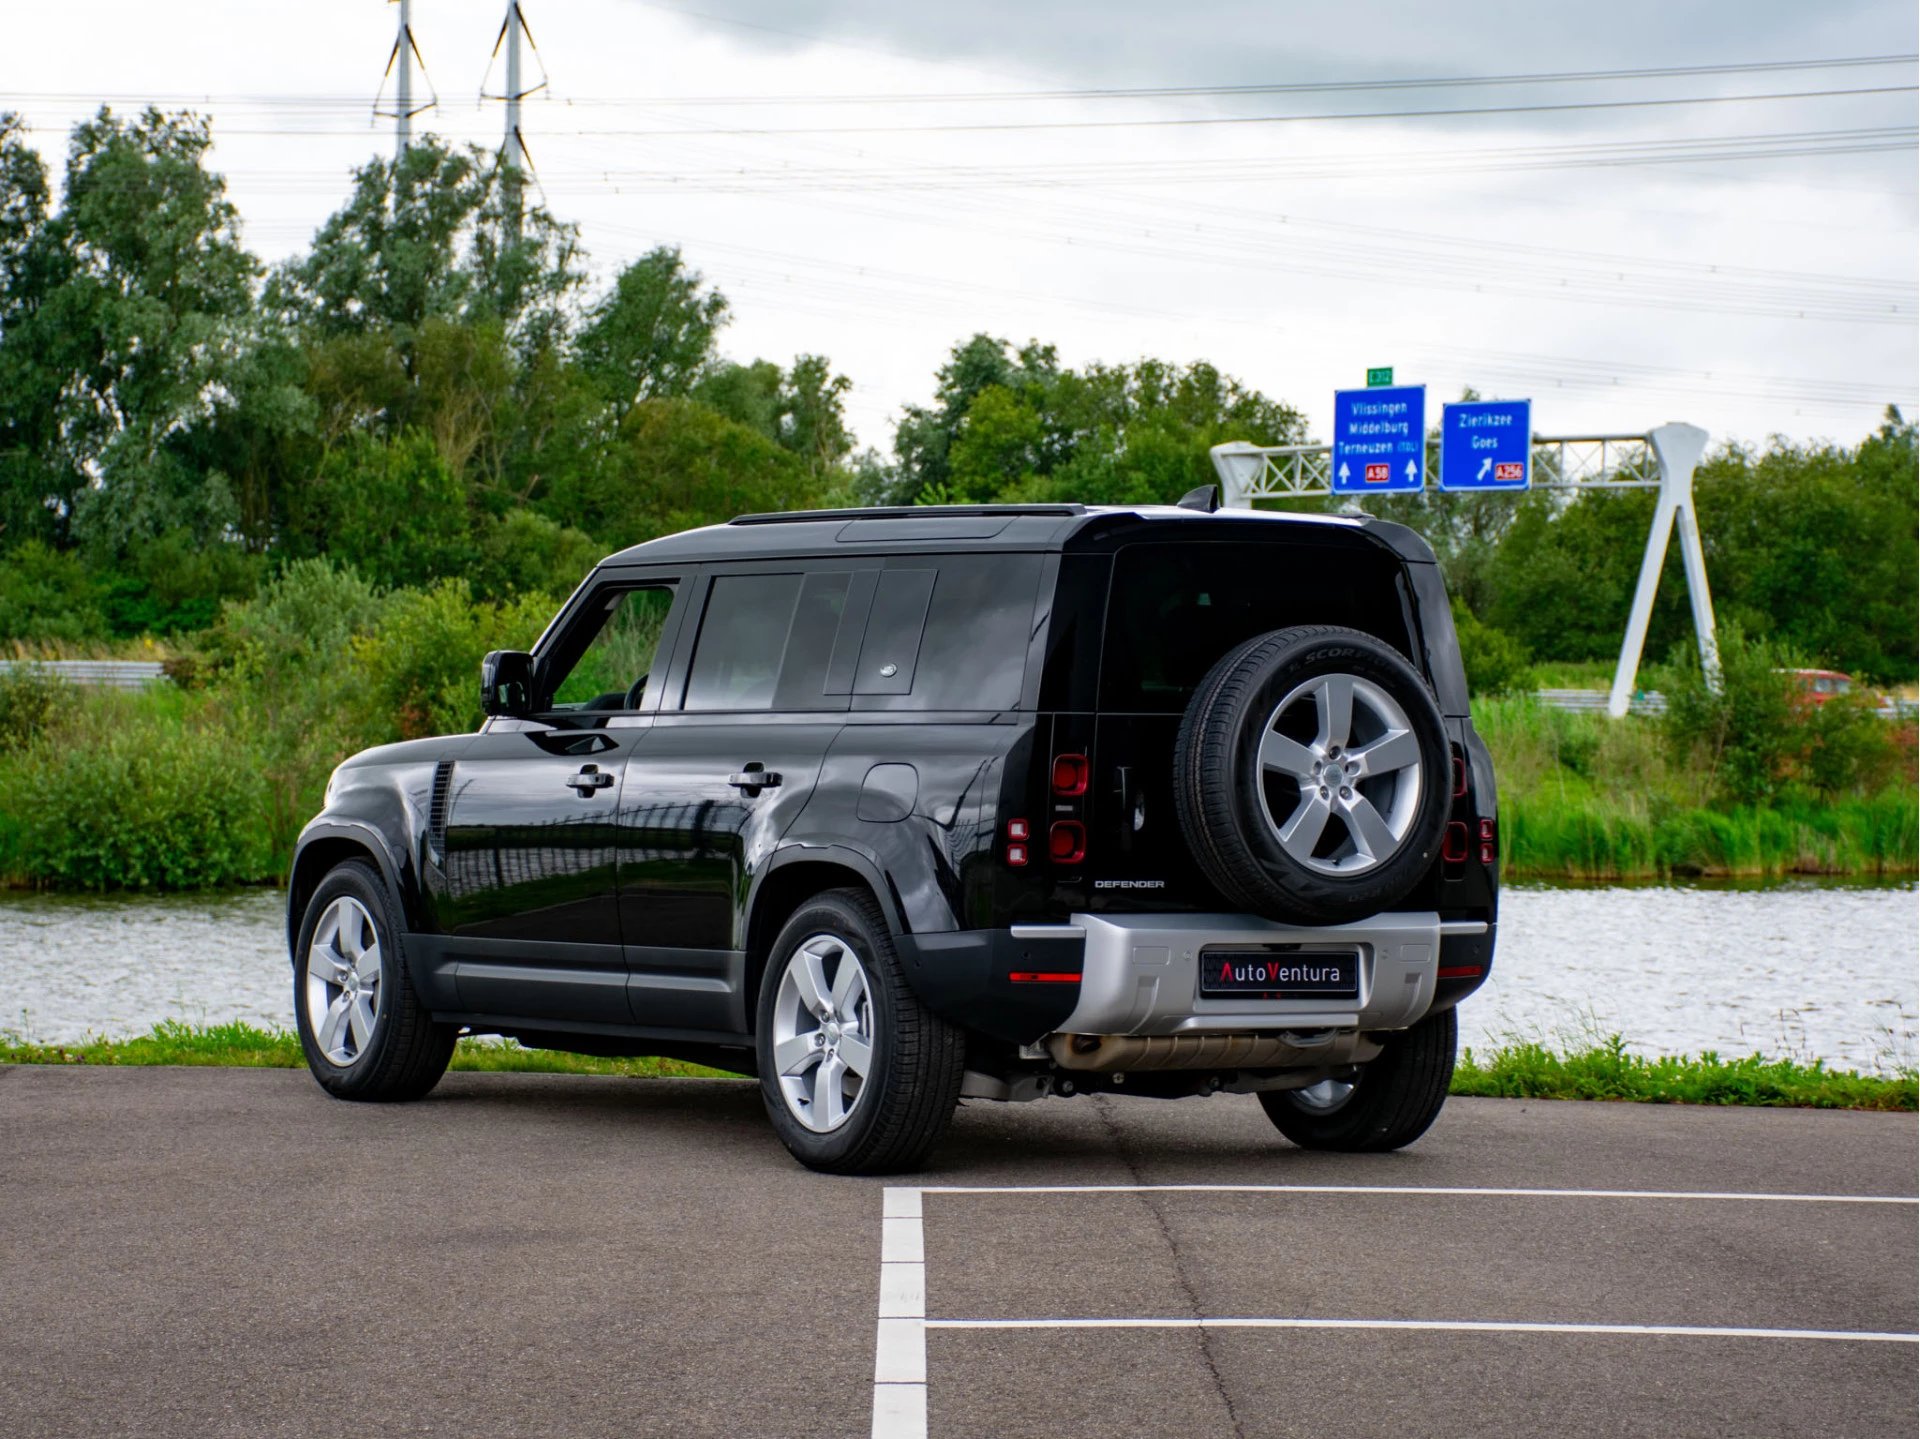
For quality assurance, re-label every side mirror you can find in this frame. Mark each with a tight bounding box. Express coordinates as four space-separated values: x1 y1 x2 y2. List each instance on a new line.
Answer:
481 650 536 717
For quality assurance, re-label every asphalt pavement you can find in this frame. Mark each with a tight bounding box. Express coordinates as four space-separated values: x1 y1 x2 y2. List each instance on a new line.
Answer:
1 1065 1913 1439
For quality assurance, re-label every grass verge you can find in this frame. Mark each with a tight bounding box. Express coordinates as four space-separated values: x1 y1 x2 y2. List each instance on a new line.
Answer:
1454 1033 1915 1111
3 1023 1910 1110
0 1020 740 1078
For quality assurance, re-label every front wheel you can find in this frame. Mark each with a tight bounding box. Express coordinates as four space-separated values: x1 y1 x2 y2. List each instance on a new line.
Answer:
294 860 456 1102
755 889 965 1175
1259 1008 1456 1152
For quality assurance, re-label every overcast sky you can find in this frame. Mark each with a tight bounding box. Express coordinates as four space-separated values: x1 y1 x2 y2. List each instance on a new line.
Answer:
6 0 1916 453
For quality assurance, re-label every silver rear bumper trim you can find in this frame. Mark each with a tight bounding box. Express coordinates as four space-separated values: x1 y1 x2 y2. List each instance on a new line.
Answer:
1055 910 1472 1038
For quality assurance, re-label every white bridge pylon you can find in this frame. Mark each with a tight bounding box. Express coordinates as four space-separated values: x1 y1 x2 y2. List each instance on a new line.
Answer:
1209 423 1719 717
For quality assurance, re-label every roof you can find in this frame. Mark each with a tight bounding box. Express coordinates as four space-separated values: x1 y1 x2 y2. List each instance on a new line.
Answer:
599 502 1433 567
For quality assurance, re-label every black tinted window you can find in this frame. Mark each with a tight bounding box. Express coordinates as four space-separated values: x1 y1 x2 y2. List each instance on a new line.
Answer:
1101 541 1412 712
854 554 1042 711
684 573 803 711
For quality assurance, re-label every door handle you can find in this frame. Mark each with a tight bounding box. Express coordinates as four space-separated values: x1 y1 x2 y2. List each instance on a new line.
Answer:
727 766 782 792
566 765 615 795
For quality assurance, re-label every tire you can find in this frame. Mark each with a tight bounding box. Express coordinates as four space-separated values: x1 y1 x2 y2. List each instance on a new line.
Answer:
1173 624 1450 923
294 860 456 1102
755 888 965 1175
1259 1008 1457 1152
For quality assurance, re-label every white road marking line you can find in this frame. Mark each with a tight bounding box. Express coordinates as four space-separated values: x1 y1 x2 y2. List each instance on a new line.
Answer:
924 1317 1920 1344
871 1188 927 1439
873 1180 1917 1435
915 1183 1918 1205
880 1262 926 1319
882 1215 924 1263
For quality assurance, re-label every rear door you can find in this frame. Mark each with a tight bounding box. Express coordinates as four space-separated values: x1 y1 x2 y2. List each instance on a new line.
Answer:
615 559 872 1033
439 577 685 1022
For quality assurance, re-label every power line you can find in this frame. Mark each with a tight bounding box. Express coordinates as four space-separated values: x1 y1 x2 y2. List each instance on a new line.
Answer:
570 53 1920 107
519 83 1918 138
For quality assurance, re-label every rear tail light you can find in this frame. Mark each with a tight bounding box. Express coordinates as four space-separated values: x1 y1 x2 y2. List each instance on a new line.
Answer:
1006 818 1030 867
1009 971 1081 984
1050 753 1089 796
1442 821 1469 864
1478 818 1497 865
1048 820 1086 865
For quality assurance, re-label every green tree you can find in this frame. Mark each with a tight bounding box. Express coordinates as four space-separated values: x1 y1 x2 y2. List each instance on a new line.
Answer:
575 246 729 420
268 137 583 356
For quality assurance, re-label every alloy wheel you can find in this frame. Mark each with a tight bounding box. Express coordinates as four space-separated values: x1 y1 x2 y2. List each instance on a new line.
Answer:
305 896 384 1067
769 932 875 1133
1256 671 1424 876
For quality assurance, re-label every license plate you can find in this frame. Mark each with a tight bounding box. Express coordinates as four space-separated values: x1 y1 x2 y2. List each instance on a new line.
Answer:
1198 948 1359 999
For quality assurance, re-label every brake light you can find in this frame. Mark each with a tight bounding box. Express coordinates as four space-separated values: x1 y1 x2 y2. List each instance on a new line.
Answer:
1051 753 1089 797
1478 818 1497 865
1048 820 1086 865
1442 821 1468 864
1006 817 1030 867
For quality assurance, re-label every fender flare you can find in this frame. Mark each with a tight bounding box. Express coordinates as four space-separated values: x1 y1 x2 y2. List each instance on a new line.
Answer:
749 839 909 938
286 819 418 961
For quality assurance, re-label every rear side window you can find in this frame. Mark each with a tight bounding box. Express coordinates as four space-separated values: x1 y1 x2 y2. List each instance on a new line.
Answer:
1100 541 1414 713
684 573 803 711
853 554 1043 711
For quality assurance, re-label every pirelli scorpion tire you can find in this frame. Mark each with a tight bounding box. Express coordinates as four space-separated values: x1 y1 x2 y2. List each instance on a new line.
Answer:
1173 625 1450 924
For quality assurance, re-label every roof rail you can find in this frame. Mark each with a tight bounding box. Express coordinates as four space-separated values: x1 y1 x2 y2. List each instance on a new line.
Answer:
728 504 1086 526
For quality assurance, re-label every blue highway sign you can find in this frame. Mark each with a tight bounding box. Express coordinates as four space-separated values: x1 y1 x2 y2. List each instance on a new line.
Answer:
1332 385 1425 494
1440 399 1532 491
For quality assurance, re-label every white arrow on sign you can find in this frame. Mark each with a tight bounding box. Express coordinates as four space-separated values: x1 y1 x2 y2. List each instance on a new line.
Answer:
1477 456 1492 480
1338 462 1350 482
1404 459 1417 482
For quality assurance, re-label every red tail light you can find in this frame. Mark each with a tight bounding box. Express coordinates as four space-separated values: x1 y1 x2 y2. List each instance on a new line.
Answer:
1442 821 1468 864
1006 818 1030 867
1051 753 1089 797
1009 971 1081 984
1048 820 1086 865
1478 818 1497 865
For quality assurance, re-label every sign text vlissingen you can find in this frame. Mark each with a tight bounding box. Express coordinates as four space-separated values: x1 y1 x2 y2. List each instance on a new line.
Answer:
1439 399 1532 491
1332 385 1426 494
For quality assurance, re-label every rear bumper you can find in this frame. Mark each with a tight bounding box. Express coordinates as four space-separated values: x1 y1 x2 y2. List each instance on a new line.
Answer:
895 910 1491 1046
1044 911 1487 1036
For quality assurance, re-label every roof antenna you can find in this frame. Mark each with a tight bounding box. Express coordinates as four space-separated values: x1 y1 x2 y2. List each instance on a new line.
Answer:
1177 484 1221 513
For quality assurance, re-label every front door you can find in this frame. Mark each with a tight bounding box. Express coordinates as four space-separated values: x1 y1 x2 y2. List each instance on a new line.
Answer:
439 580 684 1023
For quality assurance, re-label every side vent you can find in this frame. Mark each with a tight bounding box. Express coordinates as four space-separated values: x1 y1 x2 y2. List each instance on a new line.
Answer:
428 760 454 863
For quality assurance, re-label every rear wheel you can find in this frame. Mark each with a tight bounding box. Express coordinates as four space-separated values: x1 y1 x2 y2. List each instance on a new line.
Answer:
294 860 456 1102
1259 1008 1456 1152
755 889 965 1175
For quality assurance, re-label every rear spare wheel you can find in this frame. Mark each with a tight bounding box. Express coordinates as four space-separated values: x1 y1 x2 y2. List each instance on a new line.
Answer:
1173 624 1449 923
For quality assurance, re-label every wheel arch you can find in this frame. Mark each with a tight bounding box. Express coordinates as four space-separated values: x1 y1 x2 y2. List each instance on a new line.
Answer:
286 823 413 964
742 848 904 1033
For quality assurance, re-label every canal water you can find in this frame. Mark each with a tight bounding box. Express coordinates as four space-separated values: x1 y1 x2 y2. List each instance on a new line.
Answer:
1 882 1913 1073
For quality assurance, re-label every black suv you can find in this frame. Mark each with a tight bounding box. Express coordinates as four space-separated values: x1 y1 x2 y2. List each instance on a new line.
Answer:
288 497 1497 1173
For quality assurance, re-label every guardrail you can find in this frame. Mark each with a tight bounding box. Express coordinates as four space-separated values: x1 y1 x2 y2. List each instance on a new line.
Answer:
0 659 169 689
1535 687 1914 722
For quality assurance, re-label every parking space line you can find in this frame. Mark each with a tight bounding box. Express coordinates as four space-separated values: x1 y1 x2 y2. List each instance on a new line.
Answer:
873 1182 1918 1435
871 1187 927 1439
915 1183 1918 1205
924 1317 1920 1344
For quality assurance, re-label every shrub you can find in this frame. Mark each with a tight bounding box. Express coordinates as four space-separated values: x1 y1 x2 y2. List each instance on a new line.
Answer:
1451 599 1533 697
0 666 68 752
0 714 275 888
0 540 108 642
351 579 555 740
1663 627 1798 805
